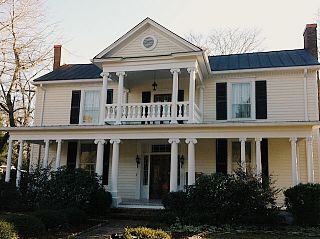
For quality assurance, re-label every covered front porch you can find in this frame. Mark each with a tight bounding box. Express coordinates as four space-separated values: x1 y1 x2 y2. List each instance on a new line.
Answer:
4 122 319 207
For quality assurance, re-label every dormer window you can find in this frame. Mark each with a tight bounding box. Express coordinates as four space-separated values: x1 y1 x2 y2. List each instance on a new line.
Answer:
141 35 157 50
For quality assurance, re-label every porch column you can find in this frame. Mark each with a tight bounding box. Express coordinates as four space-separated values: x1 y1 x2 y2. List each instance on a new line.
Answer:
94 139 105 177
55 139 62 170
186 138 197 185
187 67 196 123
169 138 180 191
110 139 121 206
306 136 314 183
170 68 180 124
16 140 24 187
99 72 109 125
5 139 13 182
42 140 50 169
198 86 204 121
239 138 246 172
290 137 299 186
116 72 125 125
255 138 262 177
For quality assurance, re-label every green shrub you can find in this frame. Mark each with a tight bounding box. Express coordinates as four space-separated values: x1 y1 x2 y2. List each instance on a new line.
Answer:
124 227 171 239
32 209 67 230
284 183 320 225
60 208 88 225
86 188 112 215
0 181 24 212
19 167 112 215
0 213 46 238
162 172 279 225
0 220 18 239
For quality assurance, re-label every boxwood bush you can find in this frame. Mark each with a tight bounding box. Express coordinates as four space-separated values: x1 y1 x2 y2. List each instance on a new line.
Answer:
284 183 320 225
124 227 171 239
163 171 279 225
0 220 18 239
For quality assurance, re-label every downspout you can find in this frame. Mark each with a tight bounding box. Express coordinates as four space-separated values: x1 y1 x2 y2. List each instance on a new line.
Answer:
37 84 46 167
303 69 308 121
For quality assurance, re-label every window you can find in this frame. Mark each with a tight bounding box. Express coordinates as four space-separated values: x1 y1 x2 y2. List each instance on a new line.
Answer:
231 141 252 172
232 83 251 119
80 143 97 174
82 90 100 124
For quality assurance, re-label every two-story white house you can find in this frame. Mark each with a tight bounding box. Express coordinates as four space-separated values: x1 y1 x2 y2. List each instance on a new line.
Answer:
4 18 320 207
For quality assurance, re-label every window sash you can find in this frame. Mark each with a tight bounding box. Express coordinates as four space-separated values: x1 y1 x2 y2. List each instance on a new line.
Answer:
82 90 100 124
232 83 251 119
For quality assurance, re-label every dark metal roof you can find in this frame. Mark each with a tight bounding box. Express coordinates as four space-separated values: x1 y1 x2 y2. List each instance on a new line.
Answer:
34 64 102 81
209 49 320 72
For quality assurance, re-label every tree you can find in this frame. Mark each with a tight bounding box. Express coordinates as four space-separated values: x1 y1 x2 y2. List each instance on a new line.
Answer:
0 0 55 155
186 27 264 55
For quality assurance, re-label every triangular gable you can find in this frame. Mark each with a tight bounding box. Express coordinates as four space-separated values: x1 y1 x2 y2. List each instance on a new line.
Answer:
94 17 202 59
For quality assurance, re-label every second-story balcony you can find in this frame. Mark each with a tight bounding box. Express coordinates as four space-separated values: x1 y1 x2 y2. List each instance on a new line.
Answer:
104 101 202 124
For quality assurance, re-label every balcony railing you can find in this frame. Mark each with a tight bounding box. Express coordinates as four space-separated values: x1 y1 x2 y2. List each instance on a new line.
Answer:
104 101 202 124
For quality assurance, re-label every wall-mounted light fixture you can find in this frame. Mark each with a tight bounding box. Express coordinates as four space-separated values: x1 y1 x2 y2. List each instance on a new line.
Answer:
152 71 157 91
135 154 141 168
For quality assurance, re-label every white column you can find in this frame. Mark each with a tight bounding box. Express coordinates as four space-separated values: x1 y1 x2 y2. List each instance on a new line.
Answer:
198 86 204 121
170 69 180 124
5 139 13 182
290 137 299 186
255 138 262 177
55 139 62 170
187 67 196 123
99 72 109 125
169 138 180 191
42 140 50 169
94 139 105 177
116 72 125 125
239 138 246 172
16 140 23 187
306 136 314 183
185 138 197 185
110 139 121 206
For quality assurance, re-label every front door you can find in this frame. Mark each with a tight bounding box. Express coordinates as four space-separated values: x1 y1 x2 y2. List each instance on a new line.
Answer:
149 155 170 199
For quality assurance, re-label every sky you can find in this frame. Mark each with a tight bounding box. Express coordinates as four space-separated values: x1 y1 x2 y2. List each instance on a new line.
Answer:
45 0 320 64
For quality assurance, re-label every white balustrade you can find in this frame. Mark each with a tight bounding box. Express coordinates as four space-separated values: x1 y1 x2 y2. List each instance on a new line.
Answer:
104 101 203 124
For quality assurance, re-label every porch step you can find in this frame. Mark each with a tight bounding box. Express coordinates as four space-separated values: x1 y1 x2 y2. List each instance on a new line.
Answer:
110 208 163 221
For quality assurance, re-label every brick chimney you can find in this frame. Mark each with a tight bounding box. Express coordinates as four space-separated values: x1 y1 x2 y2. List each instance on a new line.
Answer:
53 45 62 70
303 24 318 60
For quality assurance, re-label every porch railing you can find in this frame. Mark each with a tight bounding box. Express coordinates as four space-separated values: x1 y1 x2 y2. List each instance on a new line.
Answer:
105 101 199 123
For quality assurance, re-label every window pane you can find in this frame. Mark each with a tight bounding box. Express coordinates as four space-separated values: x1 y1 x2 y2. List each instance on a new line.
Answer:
232 142 251 163
80 143 97 175
83 91 100 124
232 83 251 119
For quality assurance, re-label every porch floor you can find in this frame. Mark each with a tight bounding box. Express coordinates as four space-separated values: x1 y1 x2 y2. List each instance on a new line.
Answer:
118 199 164 209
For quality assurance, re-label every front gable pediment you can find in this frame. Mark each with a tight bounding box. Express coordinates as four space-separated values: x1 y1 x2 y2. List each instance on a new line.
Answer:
94 18 202 59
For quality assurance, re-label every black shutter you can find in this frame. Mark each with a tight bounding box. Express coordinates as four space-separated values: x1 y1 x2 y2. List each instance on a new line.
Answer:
102 142 111 185
216 83 227 120
66 142 77 170
70 90 81 124
178 90 184 124
216 139 228 174
107 89 113 104
255 81 267 119
141 92 151 124
261 138 269 187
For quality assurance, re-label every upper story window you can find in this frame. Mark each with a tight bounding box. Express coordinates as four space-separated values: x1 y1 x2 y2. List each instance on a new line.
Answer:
82 90 100 124
231 83 251 119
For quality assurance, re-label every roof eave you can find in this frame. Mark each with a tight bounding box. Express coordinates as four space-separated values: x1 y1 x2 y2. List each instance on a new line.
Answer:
211 64 320 75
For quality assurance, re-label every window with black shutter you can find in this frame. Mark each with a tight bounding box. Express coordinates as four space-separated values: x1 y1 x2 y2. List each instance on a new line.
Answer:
107 89 113 104
216 139 228 174
69 90 81 124
255 81 267 119
216 83 227 120
66 141 77 170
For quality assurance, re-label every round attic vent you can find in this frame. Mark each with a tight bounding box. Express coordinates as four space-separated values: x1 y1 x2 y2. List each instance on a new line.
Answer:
141 35 157 50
